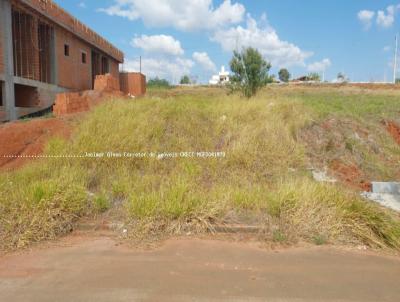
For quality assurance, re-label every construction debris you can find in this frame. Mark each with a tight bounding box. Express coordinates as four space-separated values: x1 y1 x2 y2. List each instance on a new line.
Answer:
362 182 400 212
312 169 337 183
53 74 122 117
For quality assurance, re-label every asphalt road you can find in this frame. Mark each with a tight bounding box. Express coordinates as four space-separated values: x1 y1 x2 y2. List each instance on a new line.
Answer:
0 236 399 302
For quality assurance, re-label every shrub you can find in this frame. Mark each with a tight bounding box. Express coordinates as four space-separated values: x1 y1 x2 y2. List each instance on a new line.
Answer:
229 47 272 98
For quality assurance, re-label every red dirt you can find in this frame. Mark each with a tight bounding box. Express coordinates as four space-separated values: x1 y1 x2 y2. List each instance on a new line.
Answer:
0 118 71 171
329 160 372 192
1 237 400 301
386 121 400 145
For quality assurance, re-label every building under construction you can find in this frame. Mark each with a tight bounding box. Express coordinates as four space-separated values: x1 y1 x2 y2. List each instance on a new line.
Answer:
0 0 125 122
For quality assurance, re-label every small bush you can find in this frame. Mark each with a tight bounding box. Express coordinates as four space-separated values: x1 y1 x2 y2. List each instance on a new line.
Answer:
0 164 91 250
93 194 111 213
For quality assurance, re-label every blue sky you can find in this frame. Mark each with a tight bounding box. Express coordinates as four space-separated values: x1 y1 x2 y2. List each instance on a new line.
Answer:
55 0 400 83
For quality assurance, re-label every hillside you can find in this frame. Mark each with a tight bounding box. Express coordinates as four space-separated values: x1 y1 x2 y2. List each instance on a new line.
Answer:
1 85 400 251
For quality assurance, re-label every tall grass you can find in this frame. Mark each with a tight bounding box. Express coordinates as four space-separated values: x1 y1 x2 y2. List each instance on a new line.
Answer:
1 86 400 250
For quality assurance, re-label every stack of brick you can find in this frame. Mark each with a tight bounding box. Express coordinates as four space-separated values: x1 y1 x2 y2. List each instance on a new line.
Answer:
94 74 120 92
119 72 146 97
52 92 89 116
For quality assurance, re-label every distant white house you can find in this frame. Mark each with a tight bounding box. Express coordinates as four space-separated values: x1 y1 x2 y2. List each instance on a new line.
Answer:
209 66 230 85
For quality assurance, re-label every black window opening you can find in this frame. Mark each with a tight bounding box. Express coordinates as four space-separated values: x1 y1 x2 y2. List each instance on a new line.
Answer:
0 82 3 106
64 44 70 56
81 52 87 64
101 56 109 74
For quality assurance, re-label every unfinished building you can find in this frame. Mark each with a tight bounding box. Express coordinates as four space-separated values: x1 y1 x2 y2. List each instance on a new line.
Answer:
0 0 124 122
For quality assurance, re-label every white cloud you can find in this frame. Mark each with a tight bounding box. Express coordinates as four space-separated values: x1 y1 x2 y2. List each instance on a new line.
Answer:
123 57 194 83
357 10 375 29
131 34 184 56
211 15 312 68
98 0 245 31
307 58 331 72
358 4 400 29
192 52 216 72
383 45 391 52
376 5 397 28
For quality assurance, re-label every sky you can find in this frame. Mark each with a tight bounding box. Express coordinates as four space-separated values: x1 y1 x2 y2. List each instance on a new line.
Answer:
54 0 400 84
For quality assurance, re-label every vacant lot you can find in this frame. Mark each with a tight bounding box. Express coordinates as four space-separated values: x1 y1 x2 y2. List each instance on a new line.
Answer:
1 85 400 251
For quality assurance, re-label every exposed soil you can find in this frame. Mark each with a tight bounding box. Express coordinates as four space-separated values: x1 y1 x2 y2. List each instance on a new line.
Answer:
0 117 72 171
386 121 400 145
0 235 399 301
0 92 126 172
329 159 372 191
300 118 400 191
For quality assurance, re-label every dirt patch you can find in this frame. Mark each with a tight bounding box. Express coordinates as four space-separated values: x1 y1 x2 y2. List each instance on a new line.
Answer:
300 118 400 191
329 160 371 191
1 237 400 301
385 121 400 145
0 118 72 171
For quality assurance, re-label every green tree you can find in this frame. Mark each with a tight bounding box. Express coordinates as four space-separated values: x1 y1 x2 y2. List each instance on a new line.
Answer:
180 75 191 85
307 72 321 82
396 78 400 84
337 72 348 83
147 77 170 88
229 47 272 98
278 68 290 82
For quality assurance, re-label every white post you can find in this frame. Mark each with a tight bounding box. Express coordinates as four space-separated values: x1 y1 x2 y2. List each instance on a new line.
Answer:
394 34 398 84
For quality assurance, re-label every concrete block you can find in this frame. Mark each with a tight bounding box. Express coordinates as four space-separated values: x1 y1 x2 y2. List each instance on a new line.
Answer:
372 182 400 195
362 192 400 212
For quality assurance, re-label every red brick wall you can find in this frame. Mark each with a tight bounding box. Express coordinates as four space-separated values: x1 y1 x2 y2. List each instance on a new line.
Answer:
53 92 89 116
94 74 120 92
56 27 92 90
2 0 123 103
120 73 146 97
15 84 39 107
13 0 123 62
12 11 40 81
109 59 120 81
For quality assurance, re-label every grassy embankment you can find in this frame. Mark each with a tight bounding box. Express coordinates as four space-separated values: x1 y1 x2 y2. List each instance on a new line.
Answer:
1 86 400 250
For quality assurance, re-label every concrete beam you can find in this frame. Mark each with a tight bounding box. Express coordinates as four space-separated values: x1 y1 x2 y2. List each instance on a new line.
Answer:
0 0 16 121
13 76 66 91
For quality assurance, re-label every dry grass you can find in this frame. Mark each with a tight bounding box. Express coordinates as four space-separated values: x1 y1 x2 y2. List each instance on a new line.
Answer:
1 85 400 251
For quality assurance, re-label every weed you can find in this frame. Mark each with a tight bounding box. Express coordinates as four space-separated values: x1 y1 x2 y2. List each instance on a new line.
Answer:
93 194 111 213
273 230 287 243
312 234 328 245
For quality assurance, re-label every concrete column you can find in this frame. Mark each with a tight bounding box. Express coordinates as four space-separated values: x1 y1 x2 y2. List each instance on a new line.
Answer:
0 0 16 121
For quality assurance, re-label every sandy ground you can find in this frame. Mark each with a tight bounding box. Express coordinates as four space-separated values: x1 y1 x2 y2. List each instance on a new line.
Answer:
0 235 399 302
